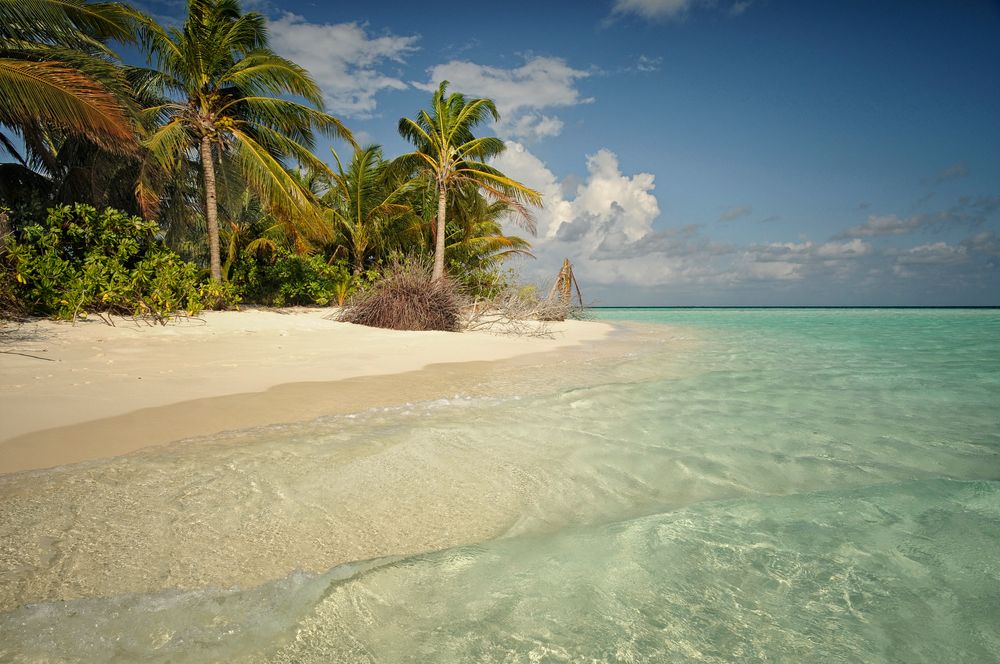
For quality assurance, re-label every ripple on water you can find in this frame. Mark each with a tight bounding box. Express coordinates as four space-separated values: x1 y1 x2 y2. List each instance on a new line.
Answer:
2 480 998 663
1 310 999 662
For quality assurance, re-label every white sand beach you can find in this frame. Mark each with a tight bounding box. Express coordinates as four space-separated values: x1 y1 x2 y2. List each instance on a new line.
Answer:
0 309 612 474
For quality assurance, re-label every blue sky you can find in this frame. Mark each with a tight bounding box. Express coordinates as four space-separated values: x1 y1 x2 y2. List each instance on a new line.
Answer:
143 1 1000 303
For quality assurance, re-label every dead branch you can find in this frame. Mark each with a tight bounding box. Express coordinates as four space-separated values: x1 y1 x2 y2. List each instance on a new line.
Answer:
0 350 54 361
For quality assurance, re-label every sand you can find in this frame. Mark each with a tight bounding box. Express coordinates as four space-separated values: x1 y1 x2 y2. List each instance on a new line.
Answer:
0 309 612 474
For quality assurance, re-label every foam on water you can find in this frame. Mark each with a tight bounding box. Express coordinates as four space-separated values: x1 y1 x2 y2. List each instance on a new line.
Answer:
1 308 998 662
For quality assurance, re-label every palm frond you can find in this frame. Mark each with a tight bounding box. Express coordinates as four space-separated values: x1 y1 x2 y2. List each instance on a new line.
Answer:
218 51 323 106
1 0 137 49
0 57 135 150
229 126 329 245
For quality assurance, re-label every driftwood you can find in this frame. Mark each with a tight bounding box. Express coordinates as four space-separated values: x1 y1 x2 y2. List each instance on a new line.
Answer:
540 259 584 321
462 276 587 337
463 290 558 338
0 350 53 361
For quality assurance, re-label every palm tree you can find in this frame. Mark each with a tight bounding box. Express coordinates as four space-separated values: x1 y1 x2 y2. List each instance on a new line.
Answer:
322 144 412 275
444 184 531 291
134 0 352 282
397 80 541 281
0 0 139 169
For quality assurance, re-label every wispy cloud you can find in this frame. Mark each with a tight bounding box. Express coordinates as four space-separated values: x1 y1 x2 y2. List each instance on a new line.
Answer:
633 55 663 72
610 0 698 21
415 56 591 142
608 0 753 23
838 195 1000 238
930 162 970 185
728 1 752 17
268 14 419 119
718 205 752 222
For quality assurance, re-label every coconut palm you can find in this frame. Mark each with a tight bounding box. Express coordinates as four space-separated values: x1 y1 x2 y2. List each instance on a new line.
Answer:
443 184 531 288
321 144 413 275
133 0 352 282
0 0 139 167
397 80 541 281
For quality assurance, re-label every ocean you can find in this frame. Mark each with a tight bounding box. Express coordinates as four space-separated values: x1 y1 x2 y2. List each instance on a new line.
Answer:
1 308 998 662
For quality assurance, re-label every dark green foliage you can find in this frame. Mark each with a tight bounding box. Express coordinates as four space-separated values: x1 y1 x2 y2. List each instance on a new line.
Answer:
229 250 352 307
339 261 462 332
451 262 515 300
3 204 237 320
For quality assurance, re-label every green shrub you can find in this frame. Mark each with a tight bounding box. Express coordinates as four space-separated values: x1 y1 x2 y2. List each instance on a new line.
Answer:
451 262 516 300
193 280 242 311
230 250 352 307
4 204 223 320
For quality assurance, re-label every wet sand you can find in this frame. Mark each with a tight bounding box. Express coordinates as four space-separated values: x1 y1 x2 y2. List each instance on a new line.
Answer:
0 319 695 613
0 309 612 474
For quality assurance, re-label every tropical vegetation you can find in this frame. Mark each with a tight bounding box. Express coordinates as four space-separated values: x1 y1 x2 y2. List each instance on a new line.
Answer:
4 203 236 321
0 0 545 327
397 81 540 281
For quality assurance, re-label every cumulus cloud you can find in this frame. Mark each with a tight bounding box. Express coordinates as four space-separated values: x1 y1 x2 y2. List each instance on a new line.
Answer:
415 57 591 141
493 142 877 290
268 14 418 118
502 113 565 143
492 143 997 301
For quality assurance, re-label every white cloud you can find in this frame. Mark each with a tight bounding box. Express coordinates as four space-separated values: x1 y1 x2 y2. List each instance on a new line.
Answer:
839 196 1000 239
503 114 565 143
890 242 968 266
841 213 923 237
888 242 970 279
729 1 752 16
493 145 999 301
609 0 752 22
612 0 696 21
494 142 886 290
736 239 873 282
415 57 591 141
633 55 663 72
494 142 665 284
816 238 873 258
268 14 419 118
962 231 1000 256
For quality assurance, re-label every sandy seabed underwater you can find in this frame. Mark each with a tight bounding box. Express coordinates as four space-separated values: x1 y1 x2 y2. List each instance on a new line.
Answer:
1 308 998 663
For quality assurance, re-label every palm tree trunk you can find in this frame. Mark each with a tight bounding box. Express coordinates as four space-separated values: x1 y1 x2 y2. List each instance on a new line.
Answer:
433 184 447 281
0 209 11 257
200 135 222 283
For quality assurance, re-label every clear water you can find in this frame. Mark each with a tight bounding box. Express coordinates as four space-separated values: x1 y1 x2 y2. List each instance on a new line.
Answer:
1 308 998 662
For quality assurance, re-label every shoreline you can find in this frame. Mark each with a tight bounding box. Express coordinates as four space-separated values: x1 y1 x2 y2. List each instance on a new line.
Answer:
0 309 613 474
0 317 696 612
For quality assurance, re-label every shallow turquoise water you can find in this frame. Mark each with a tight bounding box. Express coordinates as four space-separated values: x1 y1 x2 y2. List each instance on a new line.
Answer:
2 308 999 662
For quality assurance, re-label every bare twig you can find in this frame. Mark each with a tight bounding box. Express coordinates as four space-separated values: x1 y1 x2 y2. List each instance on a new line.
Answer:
340 261 462 332
0 350 54 361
